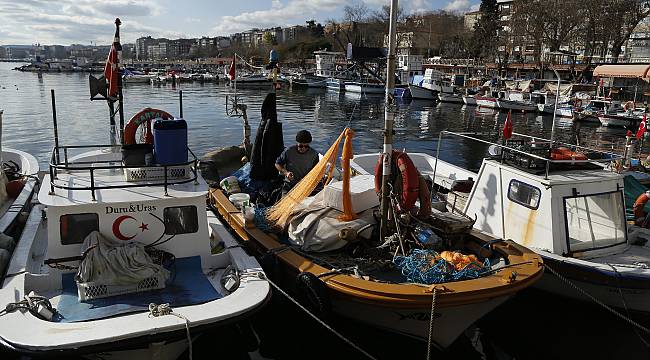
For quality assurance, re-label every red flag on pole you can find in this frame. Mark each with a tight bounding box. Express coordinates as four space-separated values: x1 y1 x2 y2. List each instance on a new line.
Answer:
503 110 513 140
104 18 122 99
228 55 236 81
637 114 647 140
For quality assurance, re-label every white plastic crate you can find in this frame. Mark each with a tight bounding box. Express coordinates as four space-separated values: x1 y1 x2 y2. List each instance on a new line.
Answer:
76 272 167 301
124 165 190 182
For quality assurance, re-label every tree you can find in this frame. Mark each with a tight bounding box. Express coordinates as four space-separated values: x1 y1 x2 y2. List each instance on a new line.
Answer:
262 32 277 46
605 0 650 62
343 1 369 23
472 0 500 62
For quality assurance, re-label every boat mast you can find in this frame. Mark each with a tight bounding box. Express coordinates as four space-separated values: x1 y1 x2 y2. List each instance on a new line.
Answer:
379 0 399 239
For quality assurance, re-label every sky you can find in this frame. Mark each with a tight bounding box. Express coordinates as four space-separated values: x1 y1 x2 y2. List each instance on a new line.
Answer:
0 0 480 46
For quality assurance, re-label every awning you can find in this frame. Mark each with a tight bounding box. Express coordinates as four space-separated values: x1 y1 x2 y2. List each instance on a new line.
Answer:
593 64 650 80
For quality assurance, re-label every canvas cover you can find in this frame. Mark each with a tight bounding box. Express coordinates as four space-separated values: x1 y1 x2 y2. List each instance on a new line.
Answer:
288 191 376 252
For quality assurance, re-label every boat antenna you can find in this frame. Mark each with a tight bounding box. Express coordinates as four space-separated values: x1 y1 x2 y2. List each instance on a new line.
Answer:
379 0 399 240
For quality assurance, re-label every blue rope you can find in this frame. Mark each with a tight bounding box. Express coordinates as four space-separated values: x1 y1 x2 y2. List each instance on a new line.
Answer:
393 249 491 285
254 206 271 232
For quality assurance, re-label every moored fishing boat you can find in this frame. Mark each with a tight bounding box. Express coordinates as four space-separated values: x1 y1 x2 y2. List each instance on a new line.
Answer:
344 81 385 94
0 109 271 358
0 110 41 277
463 95 477 106
475 95 499 108
0 20 271 359
350 130 650 315
208 1 543 350
408 83 436 100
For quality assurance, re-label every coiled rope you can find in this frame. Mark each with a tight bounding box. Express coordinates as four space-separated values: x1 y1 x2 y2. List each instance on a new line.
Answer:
261 273 378 360
543 263 650 335
148 303 193 360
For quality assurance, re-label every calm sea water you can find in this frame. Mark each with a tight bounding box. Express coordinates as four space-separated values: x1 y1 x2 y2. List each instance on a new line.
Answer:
1 62 647 360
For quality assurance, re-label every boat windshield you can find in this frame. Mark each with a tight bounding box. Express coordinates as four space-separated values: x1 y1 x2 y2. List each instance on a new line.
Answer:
564 191 627 254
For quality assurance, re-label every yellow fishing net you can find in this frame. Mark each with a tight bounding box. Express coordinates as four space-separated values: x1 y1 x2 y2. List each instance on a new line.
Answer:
266 128 354 228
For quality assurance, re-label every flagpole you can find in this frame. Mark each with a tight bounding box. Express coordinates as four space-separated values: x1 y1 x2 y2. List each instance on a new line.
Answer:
115 18 125 144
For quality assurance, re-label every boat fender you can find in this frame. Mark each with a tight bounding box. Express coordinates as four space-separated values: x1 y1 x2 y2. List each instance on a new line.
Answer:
633 190 650 225
550 147 588 162
417 175 432 218
6 178 25 198
124 108 174 145
295 272 331 316
374 150 420 211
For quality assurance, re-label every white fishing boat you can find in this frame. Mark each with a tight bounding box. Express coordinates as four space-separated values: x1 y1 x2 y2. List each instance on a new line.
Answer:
496 90 537 112
463 95 477 106
344 81 385 94
531 91 573 118
290 74 328 88
352 132 650 314
0 109 270 358
438 92 464 104
599 112 644 127
573 98 623 123
408 83 436 100
475 95 499 108
122 74 153 84
0 110 41 276
326 78 346 91
230 73 275 88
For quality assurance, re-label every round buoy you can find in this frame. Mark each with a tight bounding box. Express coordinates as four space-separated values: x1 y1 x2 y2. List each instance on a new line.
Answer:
295 272 331 317
6 179 25 198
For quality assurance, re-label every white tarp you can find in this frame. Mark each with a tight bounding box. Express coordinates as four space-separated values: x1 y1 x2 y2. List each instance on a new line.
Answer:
288 191 376 252
77 231 169 285
543 83 573 96
505 79 532 92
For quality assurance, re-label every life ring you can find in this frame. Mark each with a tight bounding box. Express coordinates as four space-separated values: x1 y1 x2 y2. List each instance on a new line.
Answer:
633 191 650 224
550 147 588 162
124 108 174 145
624 101 636 112
374 150 420 211
336 65 343 72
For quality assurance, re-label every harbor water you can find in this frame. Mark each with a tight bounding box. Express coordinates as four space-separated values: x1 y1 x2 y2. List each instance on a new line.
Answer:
1 62 648 359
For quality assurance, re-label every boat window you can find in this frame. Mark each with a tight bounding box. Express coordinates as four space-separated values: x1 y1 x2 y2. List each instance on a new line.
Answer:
507 180 541 210
60 213 99 245
564 191 626 253
164 206 198 235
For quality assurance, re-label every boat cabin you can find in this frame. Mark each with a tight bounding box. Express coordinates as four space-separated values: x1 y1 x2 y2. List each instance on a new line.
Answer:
40 143 215 266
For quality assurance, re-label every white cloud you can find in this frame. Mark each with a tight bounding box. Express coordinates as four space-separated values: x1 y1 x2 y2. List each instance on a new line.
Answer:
213 0 348 35
444 0 472 12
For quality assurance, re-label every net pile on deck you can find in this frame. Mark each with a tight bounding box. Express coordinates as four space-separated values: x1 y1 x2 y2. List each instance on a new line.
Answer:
394 249 490 284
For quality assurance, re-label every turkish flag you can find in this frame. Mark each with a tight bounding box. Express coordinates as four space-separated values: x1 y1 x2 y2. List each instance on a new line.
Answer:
228 55 236 81
104 18 122 99
503 110 513 140
637 114 647 140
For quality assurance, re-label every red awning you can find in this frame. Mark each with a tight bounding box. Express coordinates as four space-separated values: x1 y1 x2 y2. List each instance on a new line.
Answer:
593 64 650 80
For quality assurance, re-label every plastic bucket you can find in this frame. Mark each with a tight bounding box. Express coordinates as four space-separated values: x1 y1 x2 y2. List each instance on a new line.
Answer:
228 193 250 210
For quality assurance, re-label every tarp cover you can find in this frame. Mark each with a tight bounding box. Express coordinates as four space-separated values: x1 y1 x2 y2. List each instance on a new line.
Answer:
543 83 573 96
288 191 376 252
593 64 650 81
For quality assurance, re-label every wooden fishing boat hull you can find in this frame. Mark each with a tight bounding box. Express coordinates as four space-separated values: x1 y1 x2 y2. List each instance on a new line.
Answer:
598 114 640 128
209 190 543 349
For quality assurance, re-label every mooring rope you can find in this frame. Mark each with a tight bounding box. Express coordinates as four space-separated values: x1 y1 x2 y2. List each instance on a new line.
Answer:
607 263 650 347
426 287 438 360
148 303 193 360
262 274 378 360
543 263 650 335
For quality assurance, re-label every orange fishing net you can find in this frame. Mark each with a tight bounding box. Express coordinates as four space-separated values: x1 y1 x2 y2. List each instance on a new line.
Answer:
266 128 354 228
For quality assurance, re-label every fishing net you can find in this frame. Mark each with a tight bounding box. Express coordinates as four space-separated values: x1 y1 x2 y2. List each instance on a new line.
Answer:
393 249 490 284
266 129 350 229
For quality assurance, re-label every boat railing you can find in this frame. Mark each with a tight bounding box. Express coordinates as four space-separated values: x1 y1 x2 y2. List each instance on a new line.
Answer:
435 131 625 179
49 144 199 200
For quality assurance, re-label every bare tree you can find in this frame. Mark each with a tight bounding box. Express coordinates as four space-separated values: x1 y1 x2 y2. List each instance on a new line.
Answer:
605 0 650 62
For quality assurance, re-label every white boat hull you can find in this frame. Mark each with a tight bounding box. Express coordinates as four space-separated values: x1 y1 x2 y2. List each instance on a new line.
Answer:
496 99 537 112
599 115 638 127
463 95 477 106
438 93 464 104
408 84 436 100
344 82 384 94
332 294 510 348
538 104 573 118
327 78 346 91
476 97 498 108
